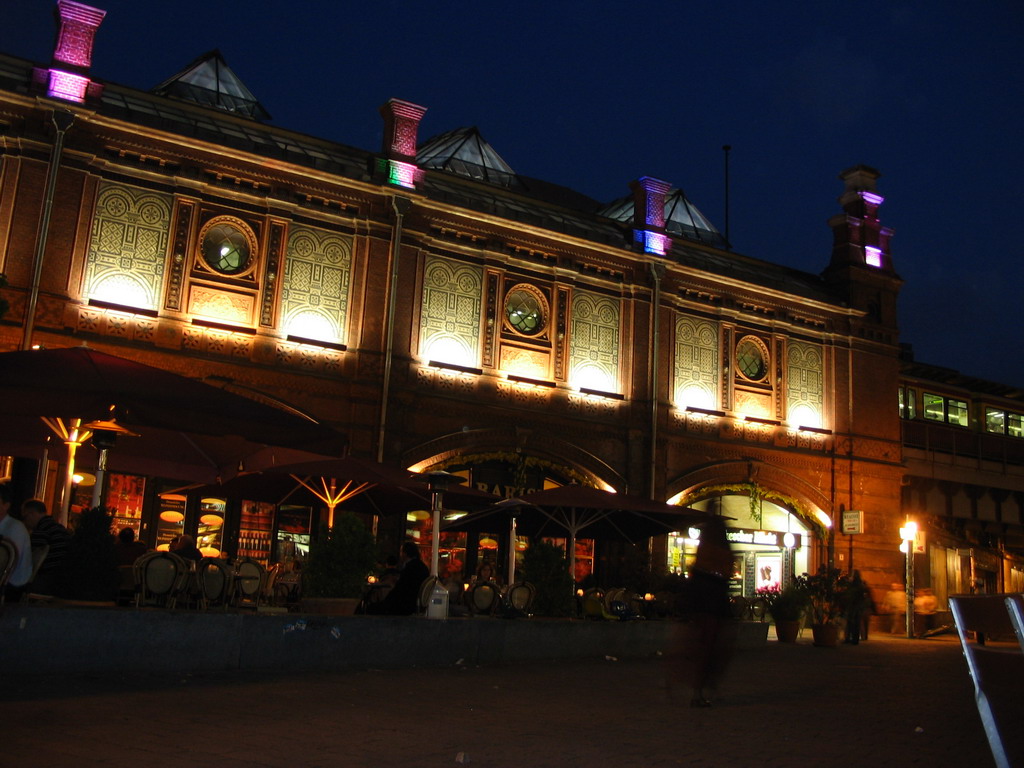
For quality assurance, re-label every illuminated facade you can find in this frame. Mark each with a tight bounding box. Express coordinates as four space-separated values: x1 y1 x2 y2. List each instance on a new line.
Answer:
5 2 1017 597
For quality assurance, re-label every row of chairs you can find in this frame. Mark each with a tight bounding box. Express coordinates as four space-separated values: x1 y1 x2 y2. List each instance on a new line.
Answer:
417 578 537 617
129 551 278 611
581 587 644 620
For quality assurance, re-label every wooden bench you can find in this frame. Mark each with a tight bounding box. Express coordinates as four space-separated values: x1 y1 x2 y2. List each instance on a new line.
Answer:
949 593 1024 768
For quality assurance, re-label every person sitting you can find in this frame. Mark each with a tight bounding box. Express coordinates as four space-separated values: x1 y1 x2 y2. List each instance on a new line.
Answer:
472 561 499 585
114 527 149 566
169 534 202 563
20 499 72 596
367 542 429 615
0 484 32 602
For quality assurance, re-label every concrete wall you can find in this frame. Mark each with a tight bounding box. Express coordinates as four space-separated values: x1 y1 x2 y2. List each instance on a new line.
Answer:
4 606 768 674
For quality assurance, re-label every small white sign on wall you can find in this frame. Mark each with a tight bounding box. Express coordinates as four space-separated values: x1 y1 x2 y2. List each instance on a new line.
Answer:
842 510 864 534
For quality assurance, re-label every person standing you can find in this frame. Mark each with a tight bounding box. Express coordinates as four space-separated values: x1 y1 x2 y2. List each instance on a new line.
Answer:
678 516 736 708
20 498 72 595
842 570 869 645
884 582 906 634
0 484 33 602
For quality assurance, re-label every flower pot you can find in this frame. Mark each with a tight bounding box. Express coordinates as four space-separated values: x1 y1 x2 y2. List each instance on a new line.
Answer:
774 619 800 643
811 622 840 647
301 597 360 616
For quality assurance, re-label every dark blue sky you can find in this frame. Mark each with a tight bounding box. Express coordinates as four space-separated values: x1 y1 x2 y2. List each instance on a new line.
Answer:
4 1 1022 387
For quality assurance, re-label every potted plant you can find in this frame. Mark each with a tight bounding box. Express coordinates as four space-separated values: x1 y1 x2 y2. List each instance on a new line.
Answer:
301 512 379 615
759 582 808 642
796 567 849 647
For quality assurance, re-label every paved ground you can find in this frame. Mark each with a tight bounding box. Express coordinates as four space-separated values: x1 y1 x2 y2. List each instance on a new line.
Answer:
2 630 992 767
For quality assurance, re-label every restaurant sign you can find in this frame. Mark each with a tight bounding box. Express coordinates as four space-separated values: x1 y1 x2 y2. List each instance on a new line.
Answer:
726 528 801 549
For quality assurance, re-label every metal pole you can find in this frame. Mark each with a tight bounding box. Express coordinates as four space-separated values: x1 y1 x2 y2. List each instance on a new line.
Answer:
430 485 443 578
22 109 75 351
91 447 108 510
508 515 517 585
905 546 915 638
722 144 731 246
376 195 411 463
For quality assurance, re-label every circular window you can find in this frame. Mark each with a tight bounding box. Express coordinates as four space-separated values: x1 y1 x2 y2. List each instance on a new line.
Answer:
199 218 255 275
736 336 769 382
504 284 547 336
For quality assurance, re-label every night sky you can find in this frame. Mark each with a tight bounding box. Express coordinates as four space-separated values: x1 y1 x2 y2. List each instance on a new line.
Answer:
3 1 1022 388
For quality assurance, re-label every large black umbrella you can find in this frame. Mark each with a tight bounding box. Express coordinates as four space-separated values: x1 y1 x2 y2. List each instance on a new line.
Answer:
444 485 715 581
190 458 499 528
0 346 346 518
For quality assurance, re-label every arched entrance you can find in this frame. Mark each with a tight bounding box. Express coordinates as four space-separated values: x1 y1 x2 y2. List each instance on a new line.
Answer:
665 492 816 599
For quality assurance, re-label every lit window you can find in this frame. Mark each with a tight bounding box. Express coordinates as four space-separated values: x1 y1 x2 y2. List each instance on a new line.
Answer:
504 285 546 337
199 218 255 276
947 399 969 427
899 387 917 420
1009 414 1024 438
922 393 945 422
986 408 1006 434
736 336 769 382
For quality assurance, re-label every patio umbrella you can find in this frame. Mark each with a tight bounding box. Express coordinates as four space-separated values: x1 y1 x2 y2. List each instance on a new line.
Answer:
189 458 498 529
443 485 716 583
0 345 345 519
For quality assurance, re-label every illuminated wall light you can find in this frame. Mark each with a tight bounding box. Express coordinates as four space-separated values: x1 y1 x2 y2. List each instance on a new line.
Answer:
286 334 347 352
428 360 482 376
744 415 780 426
283 311 340 345
788 404 822 429
814 509 833 529
861 191 885 206
191 318 256 335
159 510 185 523
507 373 556 388
422 336 476 369
864 246 883 268
686 405 726 417
199 513 224 527
579 387 624 401
675 384 716 411
569 363 616 394
87 274 154 310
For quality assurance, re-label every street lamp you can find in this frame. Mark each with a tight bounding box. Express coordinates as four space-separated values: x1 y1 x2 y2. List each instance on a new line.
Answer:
899 520 918 639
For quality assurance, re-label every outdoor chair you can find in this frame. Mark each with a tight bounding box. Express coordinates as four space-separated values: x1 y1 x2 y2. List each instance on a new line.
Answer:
948 593 1024 768
23 544 52 602
196 557 234 611
466 581 500 616
582 587 618 620
233 558 265 610
0 539 16 603
261 562 281 606
134 551 190 609
503 581 536 617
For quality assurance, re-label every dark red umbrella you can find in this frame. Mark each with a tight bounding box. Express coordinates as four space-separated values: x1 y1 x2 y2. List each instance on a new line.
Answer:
0 345 345 519
444 484 715 580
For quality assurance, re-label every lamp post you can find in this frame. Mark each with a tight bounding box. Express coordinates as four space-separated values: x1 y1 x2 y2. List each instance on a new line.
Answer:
899 520 917 639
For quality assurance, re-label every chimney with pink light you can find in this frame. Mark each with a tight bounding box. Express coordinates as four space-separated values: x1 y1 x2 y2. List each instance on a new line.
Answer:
630 176 673 256
33 0 106 104
378 98 427 189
